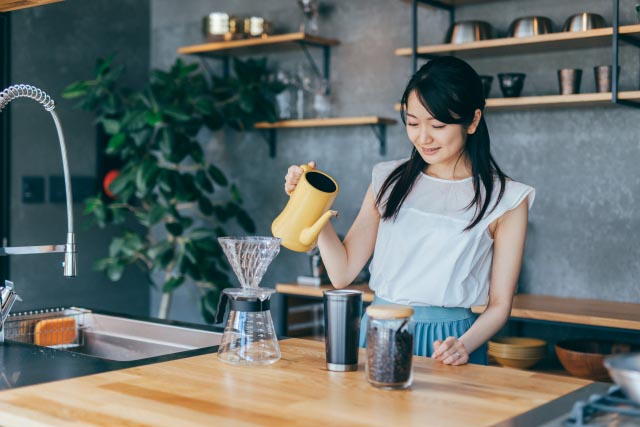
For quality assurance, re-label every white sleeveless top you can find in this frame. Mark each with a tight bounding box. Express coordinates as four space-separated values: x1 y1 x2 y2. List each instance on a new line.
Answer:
369 159 535 307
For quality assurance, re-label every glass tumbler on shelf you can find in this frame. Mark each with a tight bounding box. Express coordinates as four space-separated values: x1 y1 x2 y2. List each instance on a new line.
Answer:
298 0 320 35
295 63 317 119
313 79 331 118
274 69 296 120
365 305 414 390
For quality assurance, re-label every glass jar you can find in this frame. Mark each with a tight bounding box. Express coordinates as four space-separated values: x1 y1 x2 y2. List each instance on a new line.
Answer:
365 305 414 390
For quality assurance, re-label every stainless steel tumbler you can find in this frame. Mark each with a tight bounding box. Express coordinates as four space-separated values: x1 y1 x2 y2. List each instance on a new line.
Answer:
558 68 582 95
323 289 363 371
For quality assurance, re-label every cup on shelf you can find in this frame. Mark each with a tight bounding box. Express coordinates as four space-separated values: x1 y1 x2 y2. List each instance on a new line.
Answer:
557 68 582 95
312 79 331 118
593 65 620 93
498 73 526 98
203 12 244 41
479 75 493 99
243 17 271 37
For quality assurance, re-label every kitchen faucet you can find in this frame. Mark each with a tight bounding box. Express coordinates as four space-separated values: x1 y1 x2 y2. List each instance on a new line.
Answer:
0 84 77 342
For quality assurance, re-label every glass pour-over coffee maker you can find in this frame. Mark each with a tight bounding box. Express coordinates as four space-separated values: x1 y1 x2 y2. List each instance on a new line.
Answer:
215 236 281 365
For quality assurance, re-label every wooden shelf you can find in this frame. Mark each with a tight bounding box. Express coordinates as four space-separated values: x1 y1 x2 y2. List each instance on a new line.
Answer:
473 294 640 331
395 25 640 58
177 32 339 56
394 91 640 111
0 0 61 11
485 91 640 110
254 116 397 157
277 284 640 330
402 0 500 6
254 116 396 129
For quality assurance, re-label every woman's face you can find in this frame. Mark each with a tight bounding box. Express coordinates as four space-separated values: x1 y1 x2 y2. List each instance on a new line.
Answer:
405 90 477 169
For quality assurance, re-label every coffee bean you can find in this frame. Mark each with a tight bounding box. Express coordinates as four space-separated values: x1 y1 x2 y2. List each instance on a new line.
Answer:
366 326 413 386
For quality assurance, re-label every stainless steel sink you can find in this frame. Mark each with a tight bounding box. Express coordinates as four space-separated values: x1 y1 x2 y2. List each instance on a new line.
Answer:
4 308 222 362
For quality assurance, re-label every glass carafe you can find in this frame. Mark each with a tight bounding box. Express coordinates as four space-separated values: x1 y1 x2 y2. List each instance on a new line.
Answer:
216 237 281 365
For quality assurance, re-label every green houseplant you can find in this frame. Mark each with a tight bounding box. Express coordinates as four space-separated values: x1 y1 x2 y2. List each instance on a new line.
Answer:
63 56 284 321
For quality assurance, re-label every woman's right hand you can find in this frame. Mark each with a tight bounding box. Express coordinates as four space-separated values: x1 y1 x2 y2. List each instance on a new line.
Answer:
284 161 316 195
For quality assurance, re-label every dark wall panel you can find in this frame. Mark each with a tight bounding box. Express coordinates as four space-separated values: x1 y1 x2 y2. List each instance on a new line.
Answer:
8 0 151 316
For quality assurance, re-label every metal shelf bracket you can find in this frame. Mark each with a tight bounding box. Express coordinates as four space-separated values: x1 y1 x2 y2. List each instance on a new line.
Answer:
259 129 277 158
412 0 455 72
298 43 331 86
370 124 387 156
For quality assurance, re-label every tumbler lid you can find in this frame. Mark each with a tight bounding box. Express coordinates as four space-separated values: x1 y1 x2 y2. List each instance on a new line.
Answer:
323 289 363 299
366 304 413 319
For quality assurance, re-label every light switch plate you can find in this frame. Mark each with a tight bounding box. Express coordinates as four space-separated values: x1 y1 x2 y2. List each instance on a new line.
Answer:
49 176 97 203
22 176 45 204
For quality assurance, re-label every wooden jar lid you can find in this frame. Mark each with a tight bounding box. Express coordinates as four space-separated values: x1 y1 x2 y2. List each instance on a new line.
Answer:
366 304 414 319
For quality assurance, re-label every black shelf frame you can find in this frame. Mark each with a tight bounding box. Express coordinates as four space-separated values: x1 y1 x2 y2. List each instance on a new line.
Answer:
196 39 331 89
408 0 640 110
182 36 395 159
258 123 389 158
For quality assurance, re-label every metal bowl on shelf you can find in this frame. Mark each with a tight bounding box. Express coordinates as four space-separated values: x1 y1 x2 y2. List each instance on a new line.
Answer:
508 16 553 38
604 353 640 403
562 12 606 32
446 21 493 44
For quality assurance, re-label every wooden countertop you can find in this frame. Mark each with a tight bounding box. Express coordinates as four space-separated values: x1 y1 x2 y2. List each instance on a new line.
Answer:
277 282 375 302
276 283 640 330
0 339 590 427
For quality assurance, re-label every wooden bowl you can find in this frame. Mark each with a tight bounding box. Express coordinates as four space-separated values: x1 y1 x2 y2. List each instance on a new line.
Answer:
489 337 546 358
555 340 640 381
492 355 543 369
489 337 547 369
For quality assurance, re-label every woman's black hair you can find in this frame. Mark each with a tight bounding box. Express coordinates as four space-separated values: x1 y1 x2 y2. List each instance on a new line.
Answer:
376 56 507 231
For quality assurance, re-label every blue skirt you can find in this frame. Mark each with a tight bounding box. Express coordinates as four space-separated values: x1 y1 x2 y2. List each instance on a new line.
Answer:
359 296 488 365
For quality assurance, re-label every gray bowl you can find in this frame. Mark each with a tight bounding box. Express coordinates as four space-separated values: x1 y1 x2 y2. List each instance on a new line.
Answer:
604 353 640 403
563 13 606 32
508 16 553 38
446 21 493 44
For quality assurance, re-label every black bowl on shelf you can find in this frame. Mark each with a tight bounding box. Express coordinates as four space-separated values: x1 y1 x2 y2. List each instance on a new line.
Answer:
479 75 493 99
498 73 526 98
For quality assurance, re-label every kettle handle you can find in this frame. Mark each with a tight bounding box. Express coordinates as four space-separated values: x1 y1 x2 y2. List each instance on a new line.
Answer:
299 164 312 174
288 164 312 198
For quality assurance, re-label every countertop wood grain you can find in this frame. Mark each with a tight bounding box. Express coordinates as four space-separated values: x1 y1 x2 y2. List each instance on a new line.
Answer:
0 339 590 427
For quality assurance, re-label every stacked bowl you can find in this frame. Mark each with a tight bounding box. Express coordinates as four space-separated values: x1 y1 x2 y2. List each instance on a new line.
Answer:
488 337 546 369
556 340 640 381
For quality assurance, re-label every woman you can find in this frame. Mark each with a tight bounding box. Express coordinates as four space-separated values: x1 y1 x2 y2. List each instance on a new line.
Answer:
284 56 534 365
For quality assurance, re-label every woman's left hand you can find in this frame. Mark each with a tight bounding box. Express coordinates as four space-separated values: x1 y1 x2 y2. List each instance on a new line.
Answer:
432 337 469 365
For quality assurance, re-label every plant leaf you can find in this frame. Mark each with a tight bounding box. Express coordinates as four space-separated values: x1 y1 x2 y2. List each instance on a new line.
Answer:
198 197 214 216
166 222 183 236
162 276 185 293
207 165 228 186
106 133 126 154
195 170 213 193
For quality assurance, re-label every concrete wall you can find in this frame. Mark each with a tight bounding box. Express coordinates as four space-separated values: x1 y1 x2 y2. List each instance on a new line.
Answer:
9 0 150 316
149 0 640 325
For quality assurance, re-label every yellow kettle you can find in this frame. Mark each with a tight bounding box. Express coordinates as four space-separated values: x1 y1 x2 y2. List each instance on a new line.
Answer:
272 164 339 252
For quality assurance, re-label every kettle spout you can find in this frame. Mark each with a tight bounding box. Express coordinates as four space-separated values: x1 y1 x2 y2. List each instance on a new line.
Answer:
300 210 338 247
